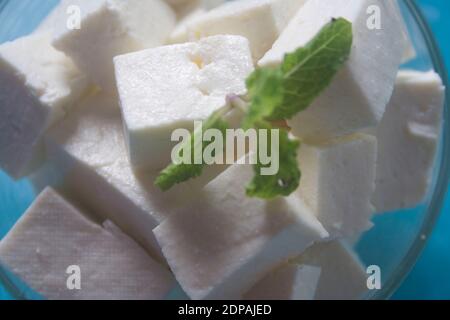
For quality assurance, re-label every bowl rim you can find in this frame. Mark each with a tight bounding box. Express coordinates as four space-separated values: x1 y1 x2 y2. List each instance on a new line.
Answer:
368 0 450 300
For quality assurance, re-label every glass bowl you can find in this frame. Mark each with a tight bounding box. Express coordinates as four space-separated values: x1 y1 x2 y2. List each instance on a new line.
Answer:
0 0 449 300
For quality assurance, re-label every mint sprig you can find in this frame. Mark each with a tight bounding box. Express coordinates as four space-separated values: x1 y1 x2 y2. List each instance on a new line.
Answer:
244 17 353 125
155 108 230 191
246 123 301 199
155 18 353 199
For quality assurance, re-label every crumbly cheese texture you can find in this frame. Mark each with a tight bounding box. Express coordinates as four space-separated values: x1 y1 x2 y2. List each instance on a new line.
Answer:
114 35 254 170
154 161 328 300
0 32 88 179
260 0 406 141
293 241 368 300
244 264 321 300
169 0 307 61
297 134 377 238
372 70 445 212
52 0 176 92
33 92 227 260
0 188 174 300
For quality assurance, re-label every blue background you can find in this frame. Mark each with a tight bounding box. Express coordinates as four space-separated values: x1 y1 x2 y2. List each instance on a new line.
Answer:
393 0 450 300
0 0 449 300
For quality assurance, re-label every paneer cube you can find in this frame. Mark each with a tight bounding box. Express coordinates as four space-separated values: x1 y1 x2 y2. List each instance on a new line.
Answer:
165 0 223 10
154 161 328 300
293 241 368 300
164 0 224 20
391 0 416 63
201 0 226 10
259 0 407 140
52 0 176 92
0 32 88 179
244 264 321 300
165 0 194 6
114 35 254 170
372 70 445 212
297 134 377 238
169 0 307 61
170 7 207 43
33 92 226 261
0 188 175 300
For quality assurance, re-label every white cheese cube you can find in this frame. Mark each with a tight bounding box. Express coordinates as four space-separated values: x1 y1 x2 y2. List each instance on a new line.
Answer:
0 32 88 179
52 0 176 92
154 161 328 300
165 0 224 10
260 0 406 140
114 35 254 170
293 241 368 300
391 0 416 63
201 0 226 10
372 70 444 212
297 134 377 238
33 92 227 260
401 37 416 64
169 0 307 61
170 7 207 43
163 0 217 20
244 264 321 300
165 0 194 6
0 188 175 300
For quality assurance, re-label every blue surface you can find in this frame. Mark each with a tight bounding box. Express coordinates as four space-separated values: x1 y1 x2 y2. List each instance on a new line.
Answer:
393 0 450 300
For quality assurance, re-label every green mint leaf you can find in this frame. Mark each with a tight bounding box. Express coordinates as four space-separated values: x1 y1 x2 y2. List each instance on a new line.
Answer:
275 17 353 119
244 17 353 125
246 122 301 199
155 109 229 191
242 68 284 130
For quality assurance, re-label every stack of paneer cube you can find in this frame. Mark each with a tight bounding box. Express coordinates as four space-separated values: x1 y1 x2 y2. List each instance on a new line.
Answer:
0 0 445 300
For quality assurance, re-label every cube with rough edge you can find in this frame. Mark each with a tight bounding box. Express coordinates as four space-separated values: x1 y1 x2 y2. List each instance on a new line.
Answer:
169 0 308 61
297 134 377 238
0 32 89 179
259 0 407 140
114 35 254 171
372 70 445 212
0 188 175 300
293 241 368 300
153 161 328 300
244 264 321 300
31 91 230 261
52 0 176 92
